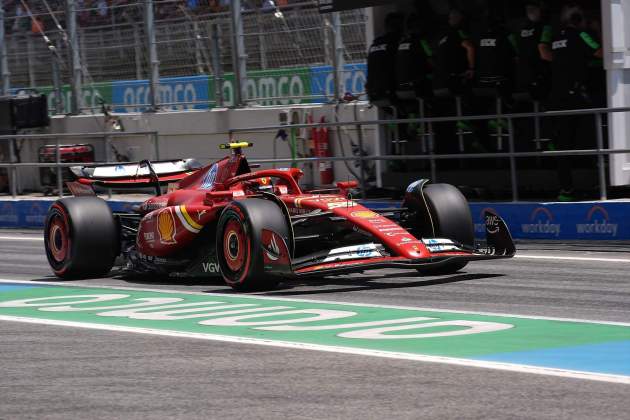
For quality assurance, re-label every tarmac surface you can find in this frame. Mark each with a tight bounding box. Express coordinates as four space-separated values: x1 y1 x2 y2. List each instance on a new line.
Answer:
1 229 629 419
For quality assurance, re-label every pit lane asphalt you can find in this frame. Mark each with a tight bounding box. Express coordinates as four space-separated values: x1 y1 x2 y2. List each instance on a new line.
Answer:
1 229 629 419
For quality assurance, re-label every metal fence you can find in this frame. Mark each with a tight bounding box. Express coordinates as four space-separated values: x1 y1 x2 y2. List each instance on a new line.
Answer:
0 1 367 111
0 130 159 197
1 106 628 201
228 106 630 202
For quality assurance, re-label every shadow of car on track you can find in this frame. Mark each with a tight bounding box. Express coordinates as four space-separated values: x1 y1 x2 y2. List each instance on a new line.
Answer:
256 272 505 297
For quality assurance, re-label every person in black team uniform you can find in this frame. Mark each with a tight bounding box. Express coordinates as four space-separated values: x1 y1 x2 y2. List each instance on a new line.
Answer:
474 13 518 142
515 1 553 99
396 13 433 100
434 9 475 92
366 12 405 104
550 4 603 201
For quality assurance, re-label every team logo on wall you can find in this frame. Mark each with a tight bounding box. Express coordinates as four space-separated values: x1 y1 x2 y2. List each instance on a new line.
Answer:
157 208 177 244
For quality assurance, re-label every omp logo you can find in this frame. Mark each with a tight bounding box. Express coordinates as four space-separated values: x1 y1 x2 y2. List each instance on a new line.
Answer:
475 208 497 234
576 206 618 237
522 207 561 237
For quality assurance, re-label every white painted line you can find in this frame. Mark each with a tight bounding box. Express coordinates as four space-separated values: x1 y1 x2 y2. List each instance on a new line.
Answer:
0 236 43 242
516 254 630 263
1 278 629 327
0 314 627 385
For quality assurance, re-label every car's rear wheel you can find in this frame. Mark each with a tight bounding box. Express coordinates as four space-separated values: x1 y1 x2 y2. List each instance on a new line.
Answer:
216 198 291 291
404 182 474 275
44 197 119 278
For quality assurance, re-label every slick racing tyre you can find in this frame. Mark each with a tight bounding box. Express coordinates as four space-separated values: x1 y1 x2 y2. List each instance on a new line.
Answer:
216 198 291 291
404 182 474 275
44 196 119 278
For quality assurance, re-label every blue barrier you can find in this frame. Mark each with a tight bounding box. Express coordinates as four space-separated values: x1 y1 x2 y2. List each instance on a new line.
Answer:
1 198 628 240
309 63 367 103
0 200 139 229
111 75 211 113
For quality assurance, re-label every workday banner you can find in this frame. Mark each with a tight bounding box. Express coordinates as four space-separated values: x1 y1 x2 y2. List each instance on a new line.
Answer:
469 202 630 240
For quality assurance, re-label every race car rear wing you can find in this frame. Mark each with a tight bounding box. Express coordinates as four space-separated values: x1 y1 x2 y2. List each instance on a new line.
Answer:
69 159 202 189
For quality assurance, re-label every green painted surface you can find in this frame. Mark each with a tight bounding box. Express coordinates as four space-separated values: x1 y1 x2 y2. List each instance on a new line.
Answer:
1 285 629 361
211 67 312 107
38 82 113 114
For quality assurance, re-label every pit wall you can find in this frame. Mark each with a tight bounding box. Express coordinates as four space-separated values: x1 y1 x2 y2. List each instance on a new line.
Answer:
13 101 381 192
2 198 629 241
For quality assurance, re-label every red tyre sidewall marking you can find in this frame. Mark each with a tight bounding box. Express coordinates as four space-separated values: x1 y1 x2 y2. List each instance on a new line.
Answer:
48 203 71 275
224 218 246 273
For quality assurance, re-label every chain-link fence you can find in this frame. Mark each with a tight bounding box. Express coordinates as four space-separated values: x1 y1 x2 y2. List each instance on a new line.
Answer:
0 0 368 112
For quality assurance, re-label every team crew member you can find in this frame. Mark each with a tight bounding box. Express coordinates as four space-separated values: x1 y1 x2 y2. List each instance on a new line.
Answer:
434 9 475 90
366 12 405 103
475 16 517 87
396 13 434 98
515 1 552 96
550 5 603 201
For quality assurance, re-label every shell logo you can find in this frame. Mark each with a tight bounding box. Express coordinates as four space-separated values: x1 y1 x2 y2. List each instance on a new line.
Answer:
158 209 177 244
351 211 378 219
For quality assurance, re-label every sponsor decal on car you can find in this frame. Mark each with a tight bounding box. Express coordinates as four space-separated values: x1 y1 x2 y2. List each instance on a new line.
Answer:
322 243 381 262
422 238 461 253
143 232 155 242
351 210 379 219
406 180 422 193
327 201 357 209
293 196 319 208
485 212 501 234
141 198 169 212
575 205 619 237
475 207 498 234
202 261 220 273
265 233 281 262
174 205 202 234
157 208 177 244
200 164 218 190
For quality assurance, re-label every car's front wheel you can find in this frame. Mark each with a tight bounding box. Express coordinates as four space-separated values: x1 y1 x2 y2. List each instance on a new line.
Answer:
216 198 291 291
403 182 474 275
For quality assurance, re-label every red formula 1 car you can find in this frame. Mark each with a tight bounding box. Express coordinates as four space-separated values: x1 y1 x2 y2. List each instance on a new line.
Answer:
44 142 515 291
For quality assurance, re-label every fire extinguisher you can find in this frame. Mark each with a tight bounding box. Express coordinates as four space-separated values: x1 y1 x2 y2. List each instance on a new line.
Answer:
315 116 334 185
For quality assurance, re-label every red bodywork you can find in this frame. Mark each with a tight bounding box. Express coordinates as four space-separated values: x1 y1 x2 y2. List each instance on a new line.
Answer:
72 150 513 278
